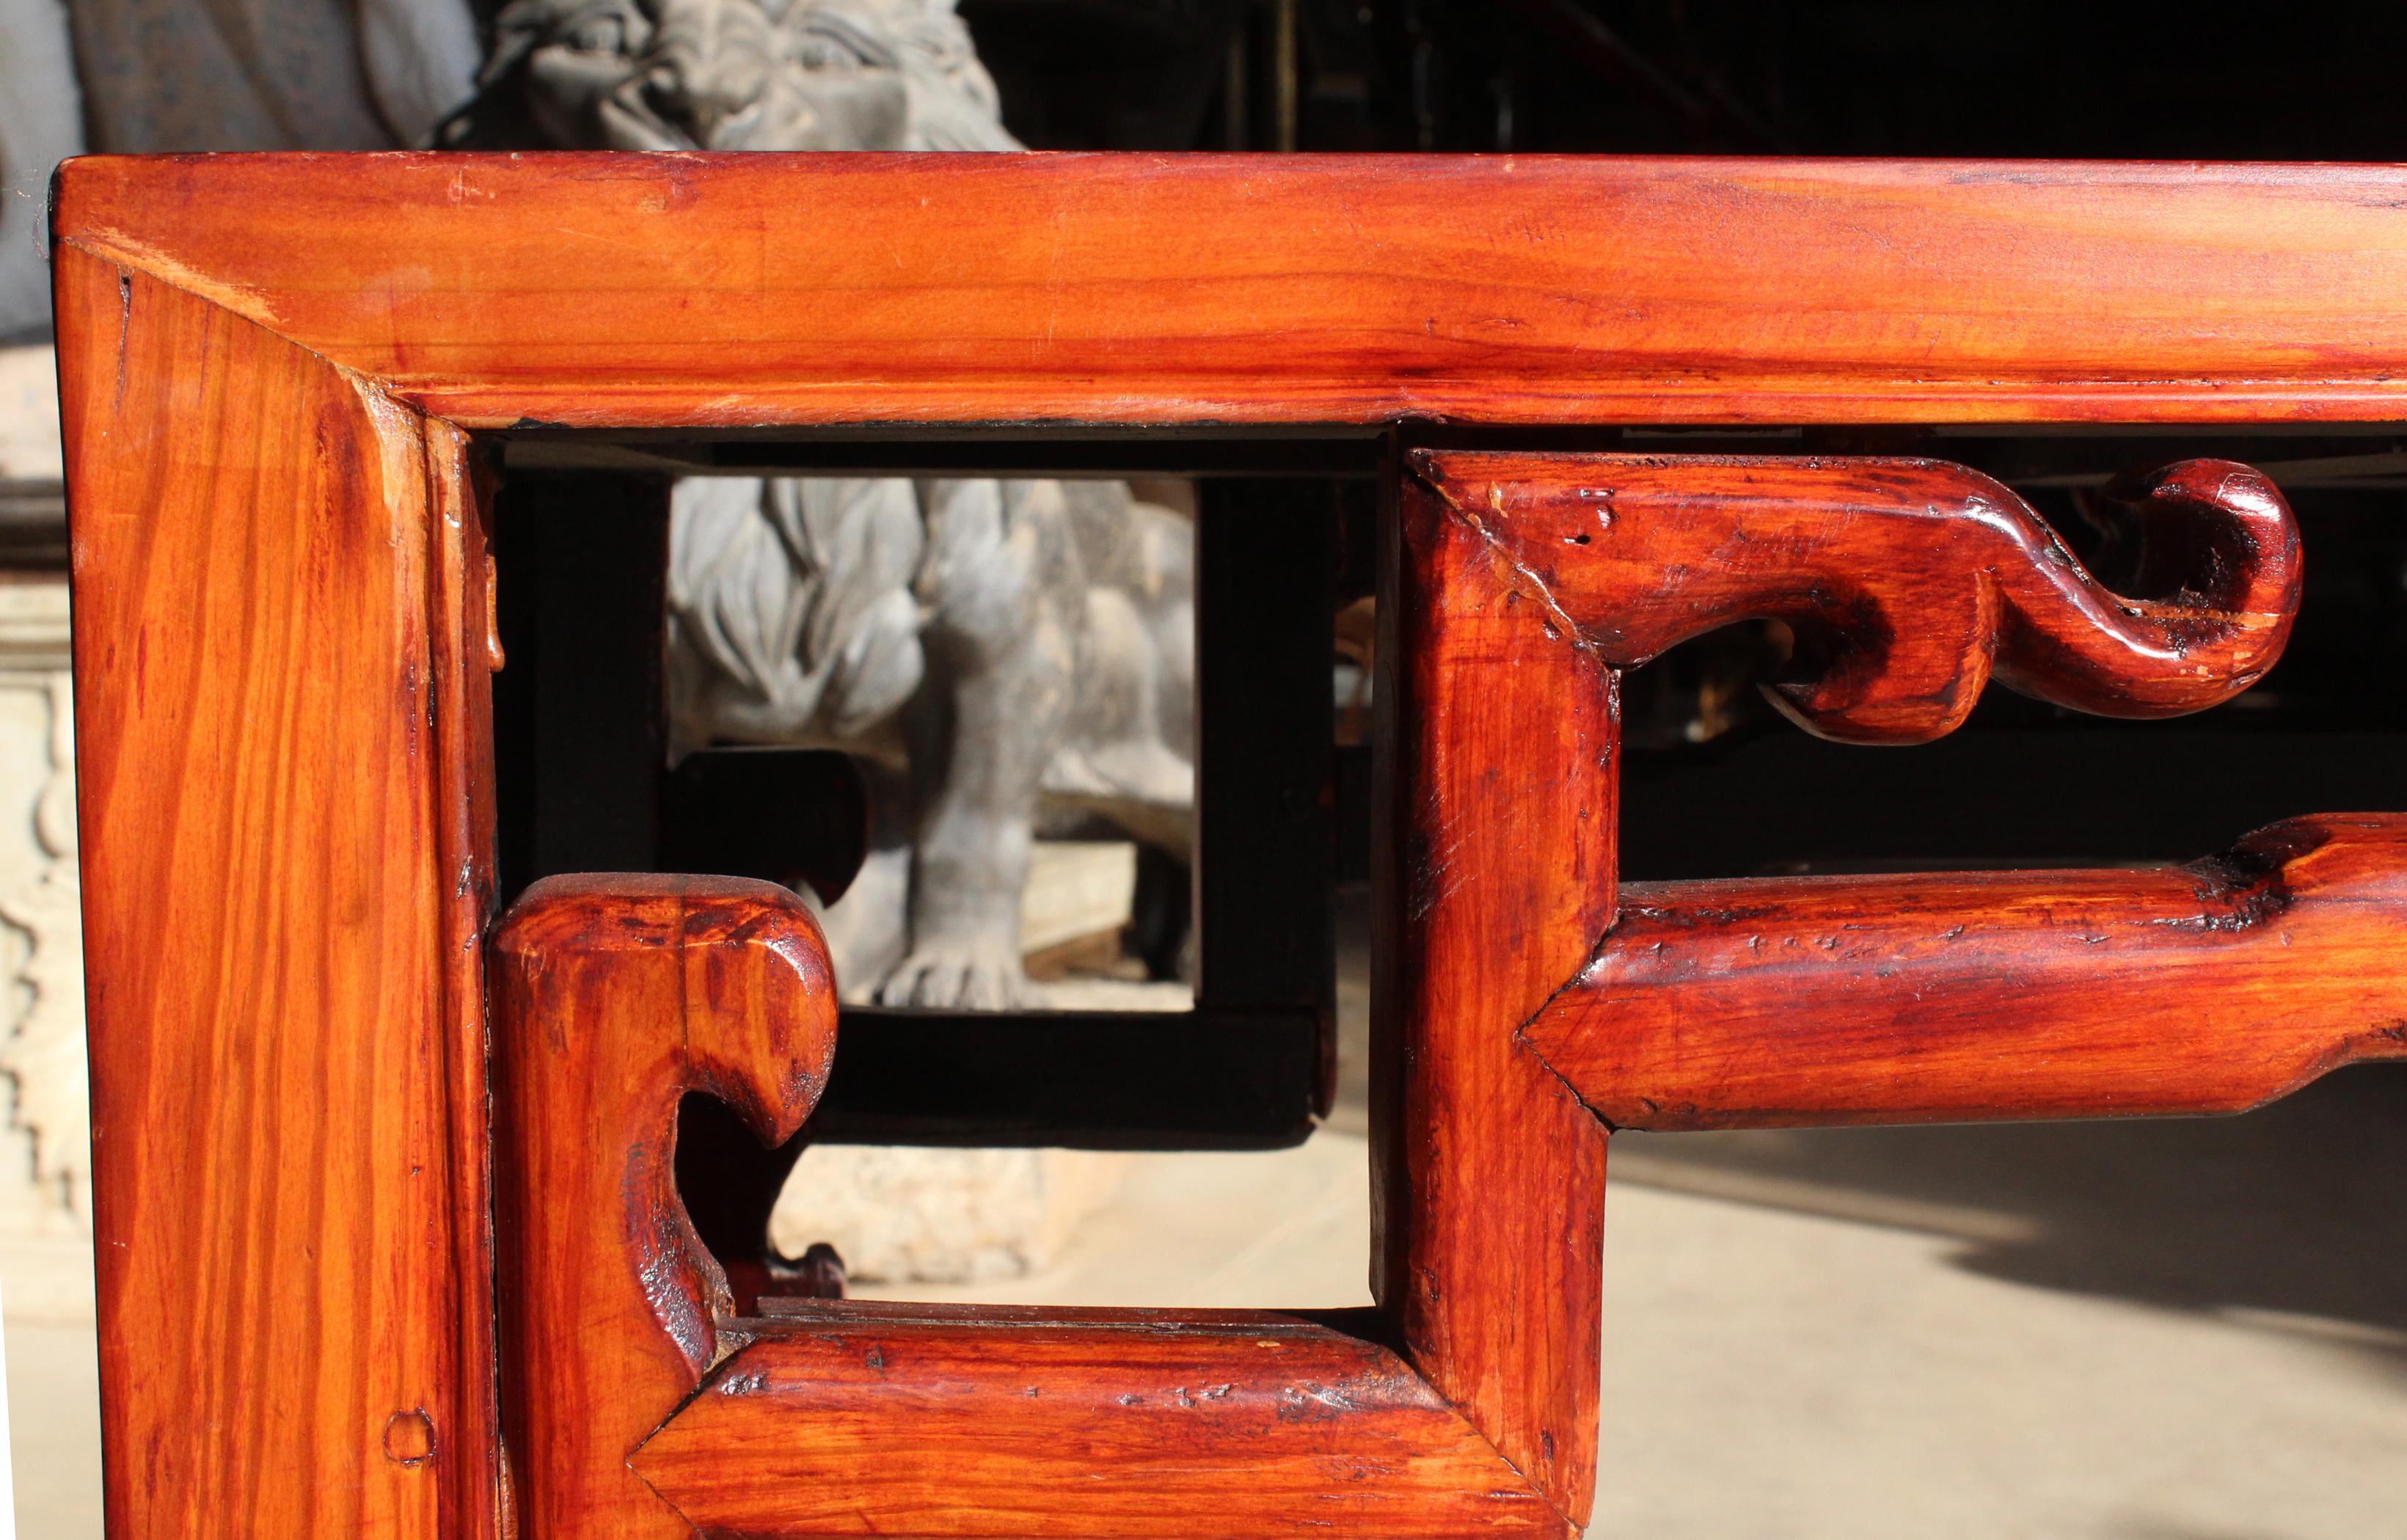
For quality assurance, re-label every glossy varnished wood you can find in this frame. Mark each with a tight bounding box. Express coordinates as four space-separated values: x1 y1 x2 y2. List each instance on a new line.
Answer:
494 883 1569 1540
56 153 2407 1540
1414 446 2407 1134
1407 450 2299 743
502 442 2385 1540
490 875 838 1540
427 421 506 1536
636 1304 1563 1540
1373 459 1614 1523
1530 815 2407 1130
57 244 499 1539
54 153 2407 429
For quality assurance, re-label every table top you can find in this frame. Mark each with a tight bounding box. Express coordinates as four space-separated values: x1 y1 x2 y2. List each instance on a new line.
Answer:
53 152 2407 431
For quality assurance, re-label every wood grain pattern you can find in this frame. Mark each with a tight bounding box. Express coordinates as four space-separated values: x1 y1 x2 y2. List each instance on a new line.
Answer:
494 883 1566 1539
426 420 507 1540
489 875 839 1540
634 1304 1566 1539
57 242 490 1540
53 154 2407 428
1407 450 2299 743
59 152 2407 1540
1528 814 2407 1130
1372 458 1615 1526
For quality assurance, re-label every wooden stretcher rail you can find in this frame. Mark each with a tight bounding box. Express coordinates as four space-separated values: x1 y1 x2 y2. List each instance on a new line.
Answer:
59 150 2407 1540
493 876 1581 1540
635 1303 1563 1540
1527 814 2407 1131
56 153 2407 428
1420 448 2404 1133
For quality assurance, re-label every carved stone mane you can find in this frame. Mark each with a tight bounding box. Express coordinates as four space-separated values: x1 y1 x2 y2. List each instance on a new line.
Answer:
461 0 1196 1011
462 0 1018 152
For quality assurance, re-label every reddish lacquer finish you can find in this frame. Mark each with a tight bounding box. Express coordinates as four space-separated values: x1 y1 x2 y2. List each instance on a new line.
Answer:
1409 449 2395 1139
1406 450 2300 743
1531 815 2407 1130
54 153 2407 428
635 1304 1563 1540
478 478 2398 1535
1373 461 1615 1521
59 250 504 1540
491 880 1575 1540
53 153 2407 1540
491 875 838 1540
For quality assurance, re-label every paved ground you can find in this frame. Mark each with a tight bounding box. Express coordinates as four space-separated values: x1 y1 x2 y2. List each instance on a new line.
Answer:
15 1067 2403 1536
7 1317 102 1537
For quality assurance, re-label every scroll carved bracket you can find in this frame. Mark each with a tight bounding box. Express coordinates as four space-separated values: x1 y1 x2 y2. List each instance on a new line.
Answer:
1409 448 2300 745
494 875 1581 1540
1406 448 2407 1142
490 875 839 1539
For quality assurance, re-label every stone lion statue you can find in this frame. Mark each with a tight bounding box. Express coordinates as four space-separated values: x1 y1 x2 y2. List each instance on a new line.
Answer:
456 0 1197 1009
464 0 1019 153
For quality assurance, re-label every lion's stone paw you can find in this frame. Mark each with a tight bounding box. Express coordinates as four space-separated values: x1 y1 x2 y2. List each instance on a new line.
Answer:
875 939 1042 1011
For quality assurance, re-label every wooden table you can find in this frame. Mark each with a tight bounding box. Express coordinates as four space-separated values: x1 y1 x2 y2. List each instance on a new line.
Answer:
53 154 2407 1539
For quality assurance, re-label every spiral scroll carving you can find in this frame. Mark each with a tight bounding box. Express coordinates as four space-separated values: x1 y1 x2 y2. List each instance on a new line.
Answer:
1409 449 2300 745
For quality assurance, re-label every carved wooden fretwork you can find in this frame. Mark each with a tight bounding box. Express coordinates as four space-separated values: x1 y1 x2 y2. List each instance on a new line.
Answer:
60 153 2407 1540
472 450 2407 1540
